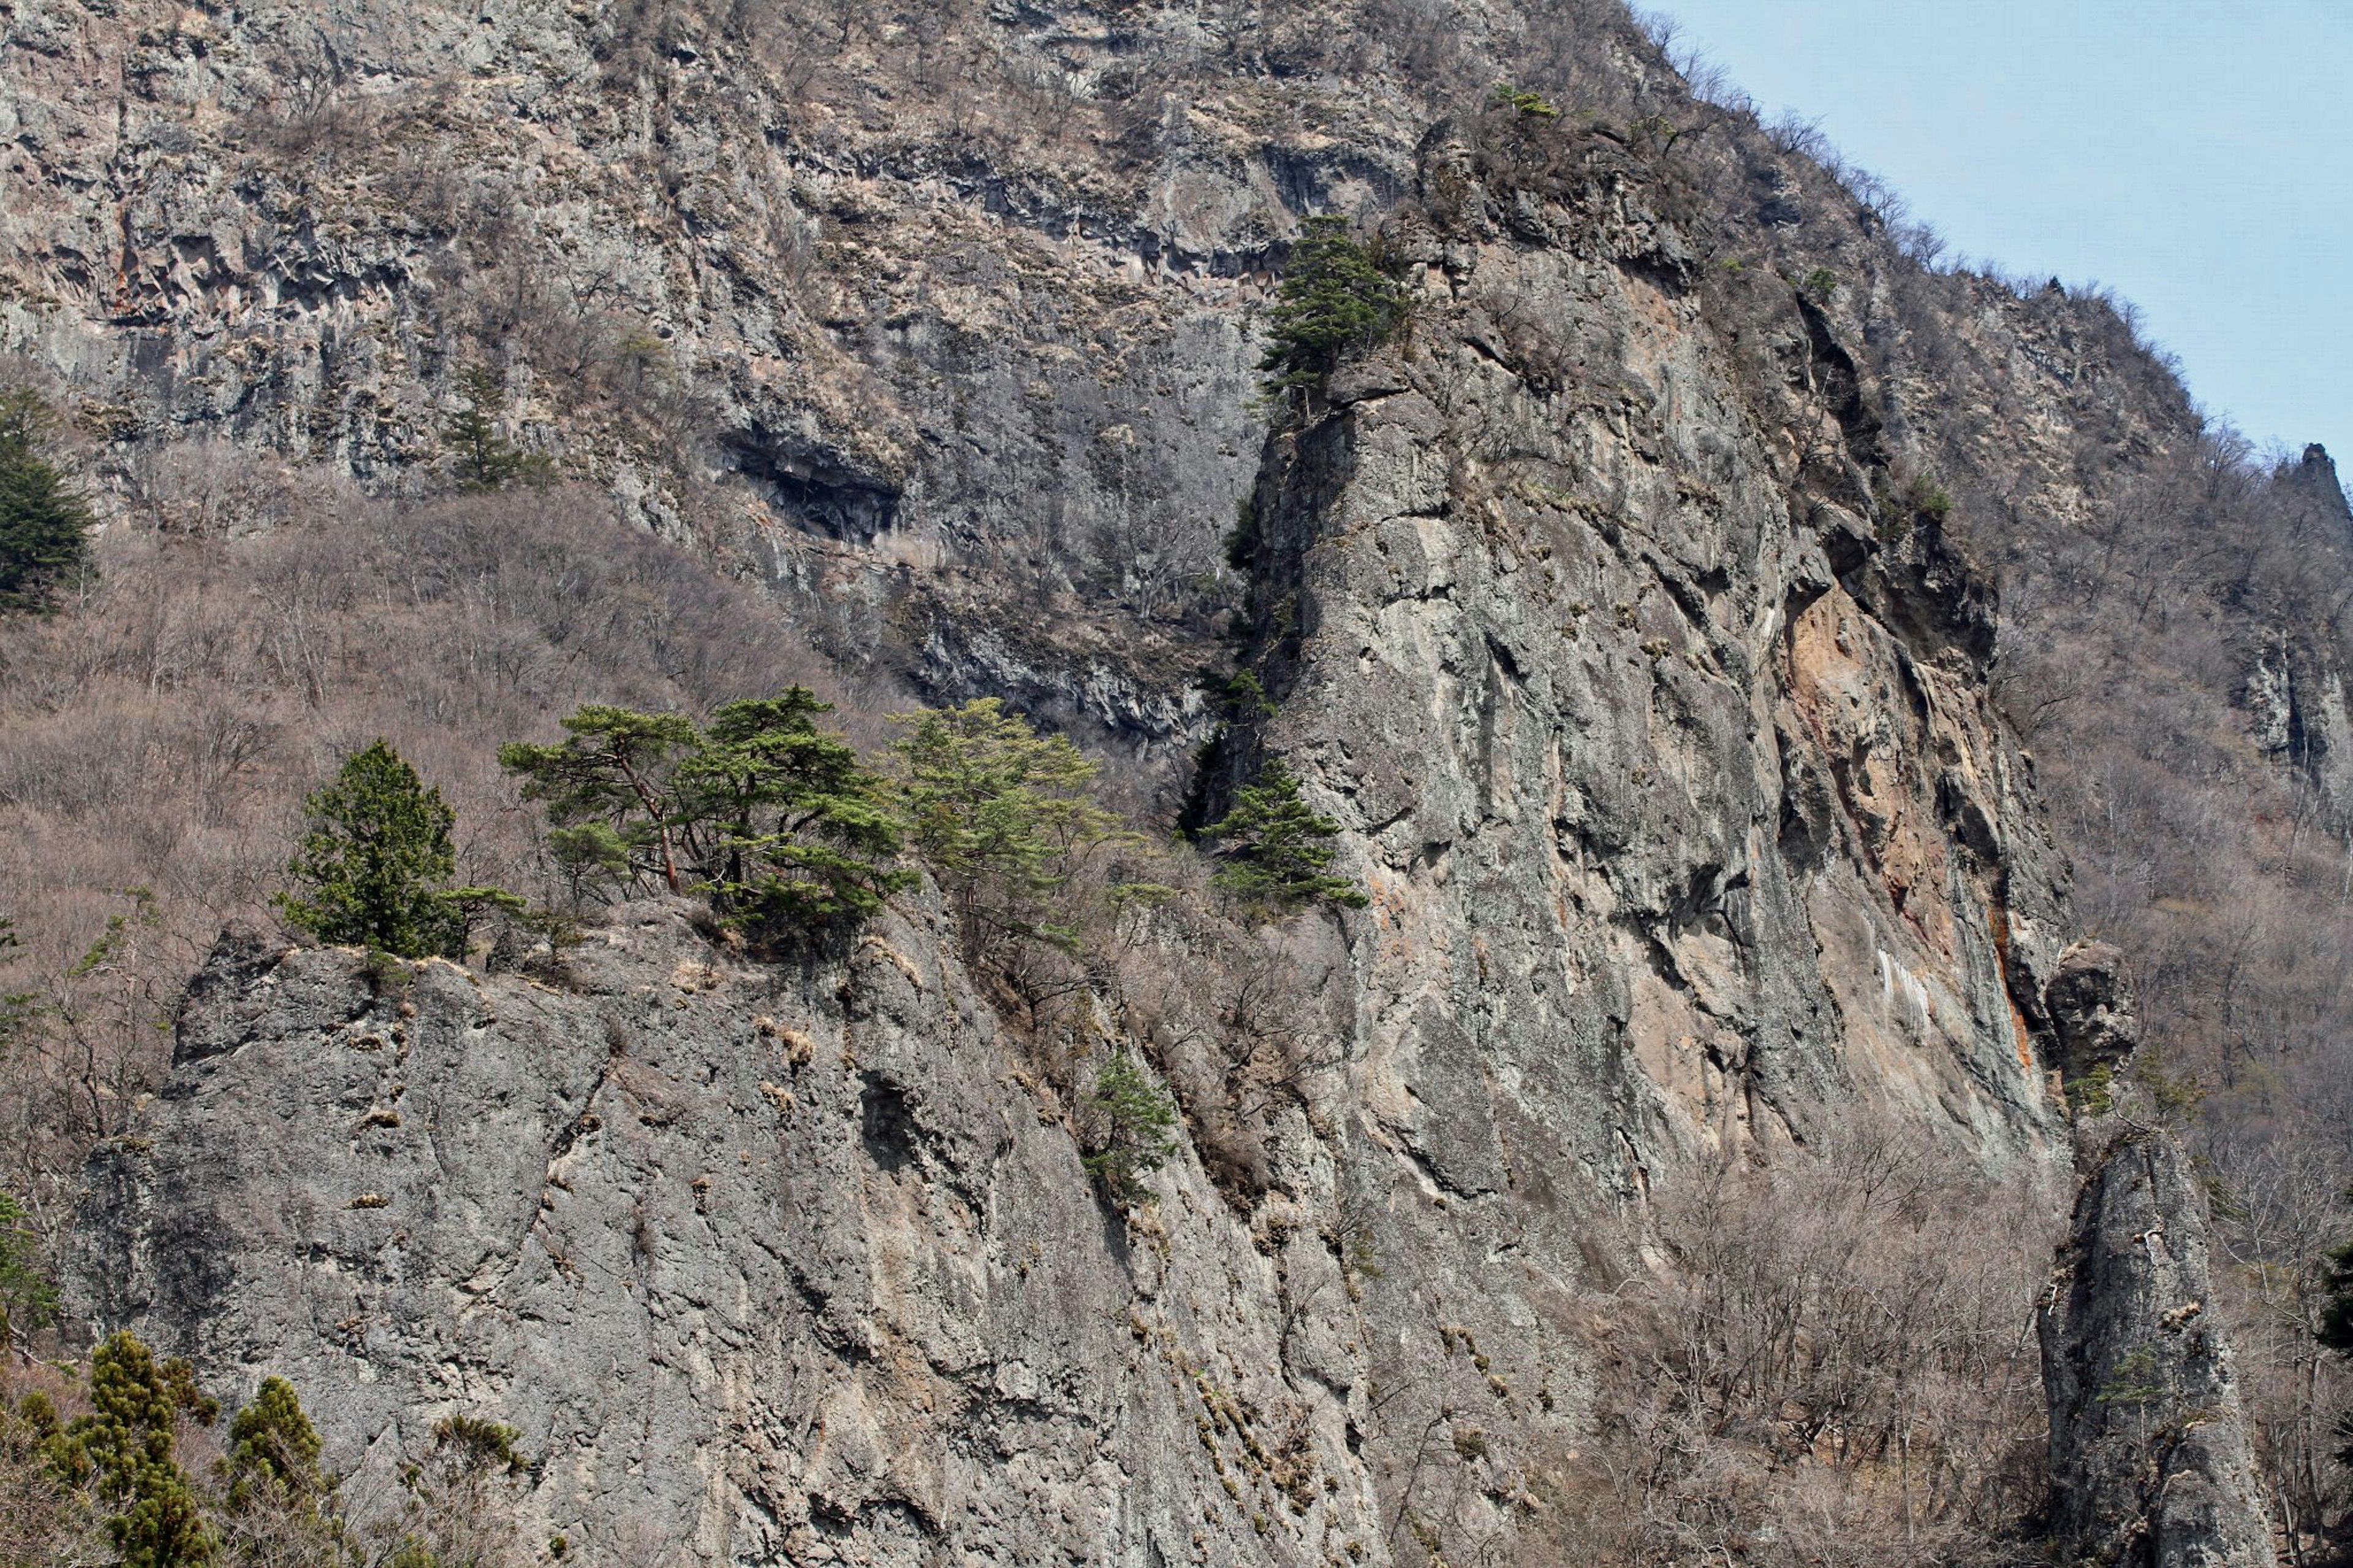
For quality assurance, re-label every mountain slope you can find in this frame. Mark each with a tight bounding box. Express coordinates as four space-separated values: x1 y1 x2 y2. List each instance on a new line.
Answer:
2 1 2340 1563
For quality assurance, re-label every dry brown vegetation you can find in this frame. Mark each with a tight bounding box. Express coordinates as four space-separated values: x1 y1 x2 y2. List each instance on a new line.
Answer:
1476 1123 2059 1568
1947 401 2353 1559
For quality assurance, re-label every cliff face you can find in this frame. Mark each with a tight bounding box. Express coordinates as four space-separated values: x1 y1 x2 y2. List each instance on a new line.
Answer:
57 102 2091 1568
1220 125 2072 1205
2043 1132 2280 1568
9 0 2305 1561
74 905 1374 1564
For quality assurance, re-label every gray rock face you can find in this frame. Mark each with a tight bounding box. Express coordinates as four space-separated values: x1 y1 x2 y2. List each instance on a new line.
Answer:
1224 127 2073 1195
2042 1131 2280 1568
2046 942 2142 1080
73 904 1384 1565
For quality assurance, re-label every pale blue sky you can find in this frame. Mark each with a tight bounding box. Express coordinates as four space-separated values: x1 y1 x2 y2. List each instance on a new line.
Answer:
1649 1 2352 464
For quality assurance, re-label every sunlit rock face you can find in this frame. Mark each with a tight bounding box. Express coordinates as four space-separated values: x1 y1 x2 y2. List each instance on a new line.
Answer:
22 1 2290 1561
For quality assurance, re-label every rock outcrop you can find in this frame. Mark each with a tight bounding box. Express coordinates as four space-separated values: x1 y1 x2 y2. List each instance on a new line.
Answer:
1218 123 2072 1191
2042 1130 2280 1568
71 903 1382 1564
2045 941 2141 1081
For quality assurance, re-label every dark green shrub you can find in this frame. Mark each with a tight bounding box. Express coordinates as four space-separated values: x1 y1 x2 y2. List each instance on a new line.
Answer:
1259 218 1412 396
1201 762 1369 915
2063 1062 2115 1117
1906 472 1955 522
0 388 94 612
1082 1050 1180 1205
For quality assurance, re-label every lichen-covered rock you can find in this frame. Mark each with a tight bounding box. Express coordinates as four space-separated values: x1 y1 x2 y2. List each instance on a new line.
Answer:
2042 1131 2280 1568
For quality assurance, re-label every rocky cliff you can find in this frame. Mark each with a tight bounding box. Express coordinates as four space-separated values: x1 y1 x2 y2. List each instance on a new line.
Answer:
75 903 1381 1564
2044 1131 2281 1568
5 0 2312 1562
58 99 2101 1556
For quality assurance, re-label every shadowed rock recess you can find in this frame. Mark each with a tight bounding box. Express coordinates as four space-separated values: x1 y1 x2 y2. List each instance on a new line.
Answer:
8 0 2302 1563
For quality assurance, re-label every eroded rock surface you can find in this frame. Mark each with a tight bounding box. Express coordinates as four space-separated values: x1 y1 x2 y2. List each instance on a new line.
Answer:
71 904 1387 1565
2042 1131 2280 1568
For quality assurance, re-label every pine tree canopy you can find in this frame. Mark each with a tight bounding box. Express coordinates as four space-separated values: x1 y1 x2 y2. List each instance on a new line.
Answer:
276 740 467 958
501 689 909 939
889 699 1127 956
1257 217 1411 395
59 1331 219 1568
0 388 94 612
222 1377 326 1513
1202 761 1369 914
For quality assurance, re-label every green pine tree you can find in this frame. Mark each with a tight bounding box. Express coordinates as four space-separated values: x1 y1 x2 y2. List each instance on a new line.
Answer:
0 388 96 612
1082 1050 1180 1206
216 1374 350 1564
221 1377 325 1513
1201 762 1369 915
501 690 908 941
54 1332 218 1568
276 741 468 958
500 706 702 896
678 690 913 931
444 365 553 494
1257 218 1412 396
890 699 1127 960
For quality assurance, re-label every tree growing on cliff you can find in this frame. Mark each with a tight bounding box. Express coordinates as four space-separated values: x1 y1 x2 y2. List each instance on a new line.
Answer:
1081 1049 1180 1206
1200 763 1368 915
890 699 1127 961
443 366 553 494
501 691 908 939
1258 218 1412 396
218 1376 350 1566
0 388 94 612
276 741 476 959
679 691 914 931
